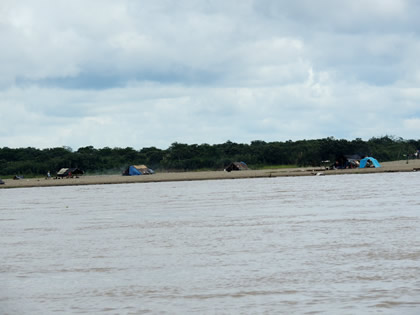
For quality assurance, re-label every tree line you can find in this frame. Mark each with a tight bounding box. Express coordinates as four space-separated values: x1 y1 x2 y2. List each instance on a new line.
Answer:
1 136 419 177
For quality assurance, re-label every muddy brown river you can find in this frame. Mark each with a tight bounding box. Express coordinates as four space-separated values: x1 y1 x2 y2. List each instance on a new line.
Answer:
1 172 419 314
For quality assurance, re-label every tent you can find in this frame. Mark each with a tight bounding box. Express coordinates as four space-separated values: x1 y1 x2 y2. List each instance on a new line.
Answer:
123 165 154 176
0 179 4 185
56 168 84 177
224 161 249 172
359 157 381 168
333 154 362 169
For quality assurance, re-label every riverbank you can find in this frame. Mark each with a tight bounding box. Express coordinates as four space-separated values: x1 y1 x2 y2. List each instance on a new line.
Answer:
1 160 419 189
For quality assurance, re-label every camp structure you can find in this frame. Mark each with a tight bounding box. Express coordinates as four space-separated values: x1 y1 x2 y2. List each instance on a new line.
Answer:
0 179 4 185
224 161 249 172
122 165 155 176
359 157 381 168
332 154 362 169
56 168 84 178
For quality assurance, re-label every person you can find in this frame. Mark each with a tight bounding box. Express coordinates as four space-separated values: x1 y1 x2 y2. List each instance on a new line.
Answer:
47 171 51 179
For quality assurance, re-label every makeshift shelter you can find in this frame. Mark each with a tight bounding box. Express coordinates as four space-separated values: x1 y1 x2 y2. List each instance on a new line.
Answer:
333 154 362 169
0 179 4 185
56 168 84 177
224 161 249 172
359 157 381 168
122 165 154 176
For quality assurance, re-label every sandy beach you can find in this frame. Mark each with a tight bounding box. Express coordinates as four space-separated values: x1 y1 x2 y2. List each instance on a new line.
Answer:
1 159 420 189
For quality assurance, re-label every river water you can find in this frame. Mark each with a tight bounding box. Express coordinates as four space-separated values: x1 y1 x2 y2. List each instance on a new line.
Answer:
1 172 419 314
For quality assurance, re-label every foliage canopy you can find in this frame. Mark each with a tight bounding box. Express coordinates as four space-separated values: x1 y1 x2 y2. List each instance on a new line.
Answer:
1 136 419 176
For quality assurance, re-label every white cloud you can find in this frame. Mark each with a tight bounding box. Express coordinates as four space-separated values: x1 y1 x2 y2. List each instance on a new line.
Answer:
1 0 420 149
403 118 420 131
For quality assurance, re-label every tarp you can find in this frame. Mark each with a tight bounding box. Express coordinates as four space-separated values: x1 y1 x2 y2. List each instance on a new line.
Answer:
333 154 363 169
123 165 154 176
133 165 154 174
224 161 249 172
128 165 142 175
57 168 68 176
57 168 84 177
359 157 381 168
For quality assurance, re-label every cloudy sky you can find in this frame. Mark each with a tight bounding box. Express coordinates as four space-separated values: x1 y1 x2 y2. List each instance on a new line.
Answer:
1 0 419 149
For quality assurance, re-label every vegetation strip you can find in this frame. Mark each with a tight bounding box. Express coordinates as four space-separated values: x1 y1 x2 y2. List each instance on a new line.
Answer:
1 137 419 178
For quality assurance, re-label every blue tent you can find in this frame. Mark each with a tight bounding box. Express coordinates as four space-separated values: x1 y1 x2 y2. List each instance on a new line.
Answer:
128 165 142 175
359 157 381 168
123 165 154 176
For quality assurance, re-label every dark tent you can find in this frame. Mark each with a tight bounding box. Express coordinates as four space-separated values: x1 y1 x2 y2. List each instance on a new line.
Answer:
122 165 155 176
224 161 249 172
333 154 362 169
56 168 84 177
0 179 5 185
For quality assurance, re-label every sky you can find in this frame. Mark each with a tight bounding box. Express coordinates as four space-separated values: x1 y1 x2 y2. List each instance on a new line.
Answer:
1 0 420 150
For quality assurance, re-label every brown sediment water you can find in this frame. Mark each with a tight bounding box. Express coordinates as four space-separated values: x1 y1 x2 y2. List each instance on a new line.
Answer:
1 172 419 313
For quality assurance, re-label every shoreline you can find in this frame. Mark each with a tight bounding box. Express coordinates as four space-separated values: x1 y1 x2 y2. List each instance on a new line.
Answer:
1 160 419 189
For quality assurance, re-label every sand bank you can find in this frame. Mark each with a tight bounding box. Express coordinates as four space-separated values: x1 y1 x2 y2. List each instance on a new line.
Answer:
1 160 419 189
